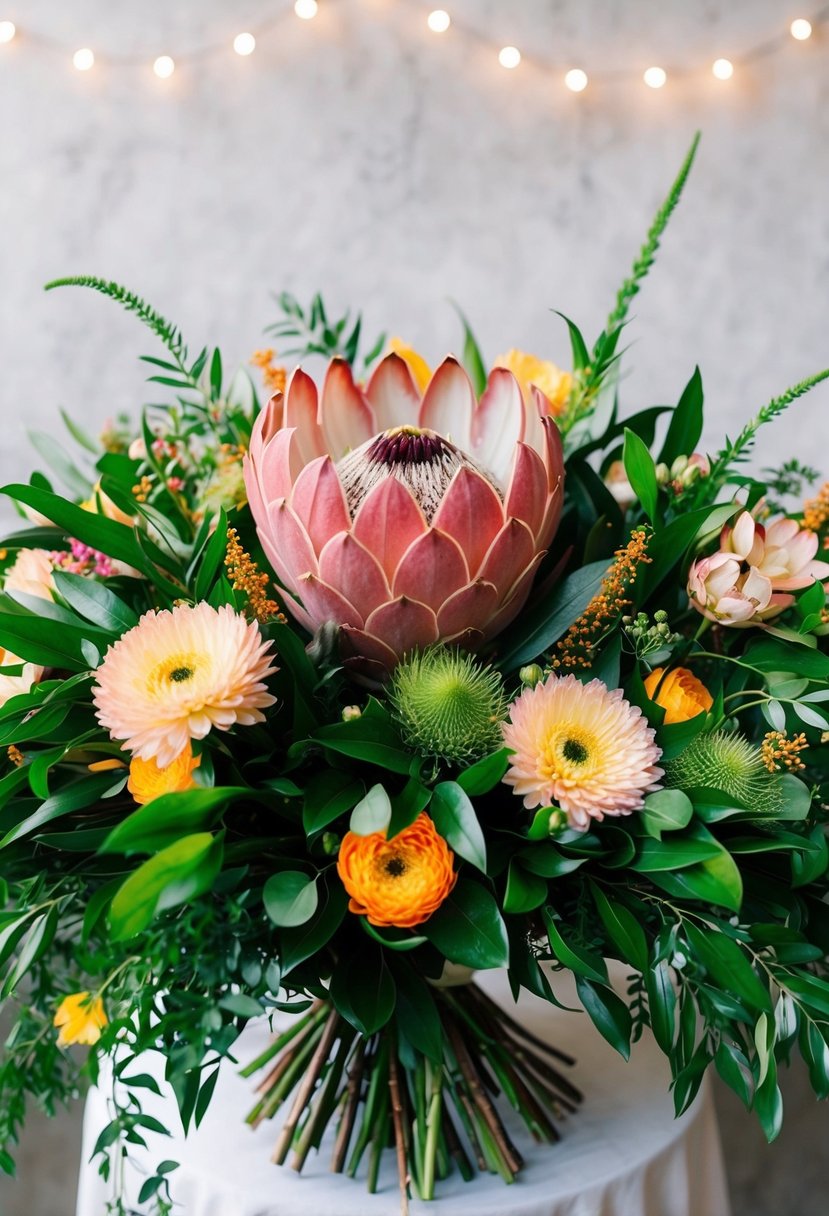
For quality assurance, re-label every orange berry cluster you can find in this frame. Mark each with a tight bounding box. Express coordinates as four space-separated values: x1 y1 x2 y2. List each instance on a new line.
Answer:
250 348 287 396
552 529 652 670
225 527 285 625
803 481 829 536
761 729 808 774
6 745 24 767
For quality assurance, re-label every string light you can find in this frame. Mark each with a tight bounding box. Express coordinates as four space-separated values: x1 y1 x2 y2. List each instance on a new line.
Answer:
72 47 95 71
712 57 733 80
790 17 813 39
153 55 175 79
0 19 15 43
498 45 521 69
427 10 451 34
564 68 588 92
643 65 667 88
294 0 318 18
233 32 256 56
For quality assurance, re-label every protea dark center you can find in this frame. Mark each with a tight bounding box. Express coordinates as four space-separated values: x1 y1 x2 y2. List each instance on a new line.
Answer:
336 424 493 521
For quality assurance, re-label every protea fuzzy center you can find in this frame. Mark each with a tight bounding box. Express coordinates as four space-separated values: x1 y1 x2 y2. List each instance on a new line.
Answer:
243 353 565 680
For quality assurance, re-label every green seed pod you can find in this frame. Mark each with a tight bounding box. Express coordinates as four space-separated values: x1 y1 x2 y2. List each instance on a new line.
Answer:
663 730 783 815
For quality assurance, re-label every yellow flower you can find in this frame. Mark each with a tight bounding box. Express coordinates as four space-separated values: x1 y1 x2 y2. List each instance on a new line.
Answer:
388 338 432 393
81 481 135 527
54 992 108 1047
493 349 572 415
127 744 201 805
336 812 457 928
644 667 713 725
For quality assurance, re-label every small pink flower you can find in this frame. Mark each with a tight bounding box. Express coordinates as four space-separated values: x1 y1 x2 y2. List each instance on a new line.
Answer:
687 551 786 626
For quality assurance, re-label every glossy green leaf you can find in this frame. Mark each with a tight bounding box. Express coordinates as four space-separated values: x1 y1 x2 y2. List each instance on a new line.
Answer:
101 787 248 855
623 427 659 522
590 882 648 971
543 910 608 984
349 783 392 835
109 832 223 940
456 748 509 796
263 871 319 927
430 781 486 871
302 770 364 835
659 366 703 466
498 559 610 670
640 789 694 839
683 923 770 1012
576 977 632 1059
424 880 509 969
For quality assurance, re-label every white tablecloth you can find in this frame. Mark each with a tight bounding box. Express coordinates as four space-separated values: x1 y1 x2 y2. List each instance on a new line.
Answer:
76 969 731 1216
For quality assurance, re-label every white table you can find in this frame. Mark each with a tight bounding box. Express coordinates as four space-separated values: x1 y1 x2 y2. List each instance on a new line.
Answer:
76 969 731 1216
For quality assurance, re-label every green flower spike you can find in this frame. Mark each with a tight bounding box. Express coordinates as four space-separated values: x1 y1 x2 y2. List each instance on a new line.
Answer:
664 730 783 815
389 648 507 766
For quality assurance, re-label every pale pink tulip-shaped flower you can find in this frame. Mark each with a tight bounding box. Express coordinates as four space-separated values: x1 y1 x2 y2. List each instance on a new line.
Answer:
244 354 565 680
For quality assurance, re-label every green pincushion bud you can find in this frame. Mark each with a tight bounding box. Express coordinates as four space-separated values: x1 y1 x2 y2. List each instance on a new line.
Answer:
389 648 507 766
663 730 783 815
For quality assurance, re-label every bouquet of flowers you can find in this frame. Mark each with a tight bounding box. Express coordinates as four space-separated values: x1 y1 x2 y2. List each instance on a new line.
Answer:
2 136 829 1214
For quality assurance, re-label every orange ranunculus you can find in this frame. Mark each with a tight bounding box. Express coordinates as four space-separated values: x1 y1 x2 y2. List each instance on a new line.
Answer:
127 744 201 805
493 349 572 415
644 667 713 725
387 338 432 393
336 812 456 928
54 992 108 1047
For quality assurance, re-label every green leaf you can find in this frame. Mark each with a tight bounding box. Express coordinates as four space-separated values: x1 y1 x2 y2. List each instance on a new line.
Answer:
109 832 223 940
218 994 263 1019
649 849 743 912
646 958 676 1053
683 923 770 1013
263 871 319 928
623 427 659 522
456 748 509 796
349 783 392 835
280 878 347 974
659 367 703 466
498 559 610 670
631 834 723 872
452 304 487 396
424 879 509 969
387 776 432 837
714 1040 754 1107
0 772 121 849
575 977 632 1059
52 570 138 635
329 946 395 1036
391 962 443 1062
590 882 648 971
543 910 608 984
430 781 486 872
314 703 411 774
640 789 694 838
192 508 229 600
101 787 249 855
27 430 93 499
553 311 590 371
302 771 364 835
503 862 548 913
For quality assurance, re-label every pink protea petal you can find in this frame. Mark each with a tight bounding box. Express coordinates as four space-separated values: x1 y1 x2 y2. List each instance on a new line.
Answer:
267 499 318 583
484 553 546 639
478 518 536 595
298 572 363 629
258 426 303 504
289 456 351 554
320 359 375 459
392 529 470 610
365 353 421 432
431 466 504 577
363 597 440 657
418 357 474 450
436 580 500 637
351 476 429 582
340 625 400 674
318 532 390 620
504 443 549 541
283 369 326 465
539 413 565 493
470 368 524 489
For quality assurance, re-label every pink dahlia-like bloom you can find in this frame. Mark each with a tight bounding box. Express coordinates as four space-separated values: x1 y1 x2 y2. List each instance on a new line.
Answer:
3 548 56 602
502 674 663 830
243 354 564 680
92 603 277 766
688 510 829 627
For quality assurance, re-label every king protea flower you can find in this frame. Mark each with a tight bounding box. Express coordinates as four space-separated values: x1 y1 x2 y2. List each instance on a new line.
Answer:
244 354 564 679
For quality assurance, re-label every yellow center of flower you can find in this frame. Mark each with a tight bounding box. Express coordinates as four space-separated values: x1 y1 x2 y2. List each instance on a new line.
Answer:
147 652 201 693
541 726 598 784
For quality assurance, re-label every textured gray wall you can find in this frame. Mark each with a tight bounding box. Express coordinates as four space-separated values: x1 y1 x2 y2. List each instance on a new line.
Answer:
1 1 828 1213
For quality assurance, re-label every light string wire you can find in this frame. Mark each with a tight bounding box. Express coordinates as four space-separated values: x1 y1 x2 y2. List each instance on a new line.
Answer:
0 1 827 85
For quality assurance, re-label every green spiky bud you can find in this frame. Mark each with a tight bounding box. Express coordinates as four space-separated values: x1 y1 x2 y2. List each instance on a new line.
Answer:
663 730 783 815
389 648 507 766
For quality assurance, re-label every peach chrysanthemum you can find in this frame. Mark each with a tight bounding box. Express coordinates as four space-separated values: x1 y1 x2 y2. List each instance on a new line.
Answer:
92 602 277 767
502 674 663 830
